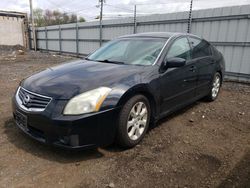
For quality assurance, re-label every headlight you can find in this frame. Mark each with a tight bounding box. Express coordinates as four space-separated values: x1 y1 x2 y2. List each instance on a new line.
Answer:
63 87 111 115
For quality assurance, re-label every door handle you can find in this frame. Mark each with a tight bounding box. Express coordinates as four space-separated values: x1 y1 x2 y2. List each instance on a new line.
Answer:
189 66 196 72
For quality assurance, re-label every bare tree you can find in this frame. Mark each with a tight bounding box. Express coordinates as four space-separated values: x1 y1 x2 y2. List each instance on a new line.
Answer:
32 8 86 26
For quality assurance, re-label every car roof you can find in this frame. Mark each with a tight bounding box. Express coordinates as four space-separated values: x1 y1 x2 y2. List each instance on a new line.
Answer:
118 32 201 39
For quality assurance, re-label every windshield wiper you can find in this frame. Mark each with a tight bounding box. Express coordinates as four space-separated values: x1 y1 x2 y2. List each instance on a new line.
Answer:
96 59 125 65
85 57 91 61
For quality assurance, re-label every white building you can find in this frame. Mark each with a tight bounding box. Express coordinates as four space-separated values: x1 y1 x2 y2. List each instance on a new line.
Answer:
0 10 28 47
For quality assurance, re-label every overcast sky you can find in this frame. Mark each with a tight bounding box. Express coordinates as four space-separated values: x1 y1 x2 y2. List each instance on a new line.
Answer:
1 0 250 21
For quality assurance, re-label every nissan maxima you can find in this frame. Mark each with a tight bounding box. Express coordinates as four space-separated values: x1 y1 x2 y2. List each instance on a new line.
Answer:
12 32 225 149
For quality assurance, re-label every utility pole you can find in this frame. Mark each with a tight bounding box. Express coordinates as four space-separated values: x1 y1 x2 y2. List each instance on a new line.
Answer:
187 0 193 33
133 5 137 34
99 0 104 46
29 0 36 51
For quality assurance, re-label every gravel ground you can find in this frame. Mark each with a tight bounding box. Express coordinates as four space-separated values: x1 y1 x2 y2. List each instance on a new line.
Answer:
0 49 249 188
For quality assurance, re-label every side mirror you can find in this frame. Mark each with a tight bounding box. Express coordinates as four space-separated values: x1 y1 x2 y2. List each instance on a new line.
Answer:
163 57 186 69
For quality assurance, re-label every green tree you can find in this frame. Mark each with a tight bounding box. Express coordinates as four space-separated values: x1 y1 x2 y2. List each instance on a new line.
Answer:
69 14 77 23
78 16 85 22
33 8 44 27
52 10 62 25
44 9 53 25
62 13 70 24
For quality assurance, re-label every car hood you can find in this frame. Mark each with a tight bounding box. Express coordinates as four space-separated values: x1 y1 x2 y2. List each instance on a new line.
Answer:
22 60 145 99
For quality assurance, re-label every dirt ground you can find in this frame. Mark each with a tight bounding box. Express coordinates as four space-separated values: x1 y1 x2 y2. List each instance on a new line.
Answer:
0 48 249 188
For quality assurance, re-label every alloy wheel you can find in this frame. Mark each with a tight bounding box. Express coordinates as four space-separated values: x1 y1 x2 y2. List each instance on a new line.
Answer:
127 102 148 141
212 75 221 98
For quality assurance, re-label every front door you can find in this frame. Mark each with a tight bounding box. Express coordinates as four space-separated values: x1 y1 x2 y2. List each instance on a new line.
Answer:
159 37 197 115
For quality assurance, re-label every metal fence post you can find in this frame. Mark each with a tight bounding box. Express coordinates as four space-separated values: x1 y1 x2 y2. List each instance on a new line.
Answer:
134 5 137 34
59 25 62 54
45 27 48 52
76 23 79 57
28 27 33 50
99 0 104 46
34 28 37 50
187 0 193 33
100 24 103 47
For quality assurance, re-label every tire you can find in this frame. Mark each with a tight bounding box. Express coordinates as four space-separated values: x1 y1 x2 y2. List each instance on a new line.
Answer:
205 72 221 101
116 95 151 148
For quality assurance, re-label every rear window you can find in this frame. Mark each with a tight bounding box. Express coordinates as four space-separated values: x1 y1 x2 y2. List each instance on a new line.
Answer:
189 37 212 59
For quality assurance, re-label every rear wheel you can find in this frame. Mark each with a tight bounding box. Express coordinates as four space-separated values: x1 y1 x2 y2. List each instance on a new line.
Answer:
206 72 221 101
116 95 151 148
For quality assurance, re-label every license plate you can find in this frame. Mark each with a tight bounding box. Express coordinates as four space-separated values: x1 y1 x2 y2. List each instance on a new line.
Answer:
15 111 28 130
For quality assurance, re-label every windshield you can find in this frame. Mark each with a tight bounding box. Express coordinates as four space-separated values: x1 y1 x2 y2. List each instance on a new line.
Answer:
87 38 167 66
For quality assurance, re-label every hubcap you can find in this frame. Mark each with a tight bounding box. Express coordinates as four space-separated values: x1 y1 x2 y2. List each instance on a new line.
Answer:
212 75 220 98
127 102 148 141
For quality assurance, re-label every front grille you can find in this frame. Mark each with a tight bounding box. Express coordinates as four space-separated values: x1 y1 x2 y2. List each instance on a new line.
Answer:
16 87 52 112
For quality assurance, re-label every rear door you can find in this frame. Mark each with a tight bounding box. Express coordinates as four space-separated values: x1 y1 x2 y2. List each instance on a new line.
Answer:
159 36 198 115
188 37 215 97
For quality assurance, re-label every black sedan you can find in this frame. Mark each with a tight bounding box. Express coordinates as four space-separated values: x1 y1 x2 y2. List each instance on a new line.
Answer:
12 32 225 149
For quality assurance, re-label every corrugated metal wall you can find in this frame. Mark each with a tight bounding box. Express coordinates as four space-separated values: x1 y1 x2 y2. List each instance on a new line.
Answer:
34 5 250 82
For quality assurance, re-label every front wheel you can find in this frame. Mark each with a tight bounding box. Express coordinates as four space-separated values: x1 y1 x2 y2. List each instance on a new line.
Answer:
205 72 221 101
116 95 151 148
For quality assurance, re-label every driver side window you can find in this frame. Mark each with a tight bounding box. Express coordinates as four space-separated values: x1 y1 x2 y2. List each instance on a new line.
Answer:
165 37 191 61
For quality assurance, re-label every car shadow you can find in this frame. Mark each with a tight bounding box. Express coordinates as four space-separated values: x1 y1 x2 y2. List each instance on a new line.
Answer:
150 101 200 130
217 150 250 188
4 118 104 163
103 101 201 153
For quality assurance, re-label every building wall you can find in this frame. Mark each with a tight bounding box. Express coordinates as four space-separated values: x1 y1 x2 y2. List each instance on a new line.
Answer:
34 5 250 82
0 15 26 46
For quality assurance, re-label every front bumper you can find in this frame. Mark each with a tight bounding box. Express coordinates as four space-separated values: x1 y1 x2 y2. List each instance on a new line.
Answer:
12 97 120 150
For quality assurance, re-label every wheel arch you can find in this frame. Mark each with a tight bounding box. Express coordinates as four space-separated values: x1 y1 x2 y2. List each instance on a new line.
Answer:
217 70 223 82
116 85 158 122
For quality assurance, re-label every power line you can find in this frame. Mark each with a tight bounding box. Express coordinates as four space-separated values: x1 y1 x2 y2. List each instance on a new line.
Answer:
46 0 97 15
133 2 173 6
105 4 155 17
104 3 157 15
57 0 79 8
63 6 97 15
105 4 134 12
46 0 71 12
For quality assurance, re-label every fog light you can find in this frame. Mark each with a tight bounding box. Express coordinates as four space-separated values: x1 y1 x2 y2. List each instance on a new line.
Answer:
69 135 79 147
59 135 79 147
59 136 70 145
